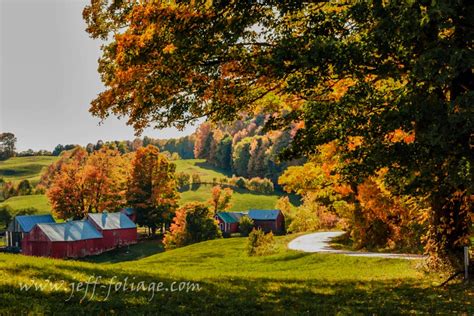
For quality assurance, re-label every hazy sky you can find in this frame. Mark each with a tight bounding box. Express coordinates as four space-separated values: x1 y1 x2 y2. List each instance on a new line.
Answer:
0 0 196 151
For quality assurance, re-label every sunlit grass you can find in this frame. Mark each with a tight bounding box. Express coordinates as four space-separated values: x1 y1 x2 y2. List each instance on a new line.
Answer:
0 236 472 314
0 156 58 184
0 194 51 213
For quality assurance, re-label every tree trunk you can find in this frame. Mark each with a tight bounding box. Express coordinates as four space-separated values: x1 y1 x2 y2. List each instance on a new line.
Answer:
427 190 471 272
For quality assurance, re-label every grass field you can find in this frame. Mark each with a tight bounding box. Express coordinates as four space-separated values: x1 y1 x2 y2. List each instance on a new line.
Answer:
174 159 231 182
0 157 295 214
0 194 51 213
0 156 58 185
180 184 288 212
0 235 472 314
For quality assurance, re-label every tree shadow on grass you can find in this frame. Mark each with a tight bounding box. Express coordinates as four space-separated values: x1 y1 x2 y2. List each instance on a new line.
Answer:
79 240 165 264
1 261 473 315
194 161 232 177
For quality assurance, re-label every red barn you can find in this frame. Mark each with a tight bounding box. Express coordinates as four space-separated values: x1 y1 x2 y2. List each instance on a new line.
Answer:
87 212 137 250
248 210 285 234
22 221 103 258
215 212 244 235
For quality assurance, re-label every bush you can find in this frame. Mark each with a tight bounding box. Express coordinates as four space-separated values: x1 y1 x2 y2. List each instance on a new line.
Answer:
247 177 274 193
247 228 276 256
191 174 201 191
287 204 320 233
239 215 254 237
176 172 191 191
164 202 221 249
17 180 32 196
235 177 247 189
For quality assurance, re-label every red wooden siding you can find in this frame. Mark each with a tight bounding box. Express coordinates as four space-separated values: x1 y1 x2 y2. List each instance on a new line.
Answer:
22 226 103 259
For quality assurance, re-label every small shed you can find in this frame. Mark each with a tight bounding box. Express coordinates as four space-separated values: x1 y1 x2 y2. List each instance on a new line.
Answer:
248 209 285 234
87 212 137 250
6 214 55 248
22 221 103 258
215 212 244 234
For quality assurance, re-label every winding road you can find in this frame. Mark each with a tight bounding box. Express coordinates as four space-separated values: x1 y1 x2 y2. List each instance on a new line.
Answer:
288 231 425 260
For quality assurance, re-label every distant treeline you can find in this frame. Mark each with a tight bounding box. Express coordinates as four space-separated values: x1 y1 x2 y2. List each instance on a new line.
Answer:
194 114 304 184
51 135 195 159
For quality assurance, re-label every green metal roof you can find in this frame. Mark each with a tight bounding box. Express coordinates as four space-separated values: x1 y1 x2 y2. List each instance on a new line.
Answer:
216 212 244 224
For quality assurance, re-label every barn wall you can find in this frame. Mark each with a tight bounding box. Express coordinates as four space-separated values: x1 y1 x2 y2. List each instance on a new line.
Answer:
230 223 239 233
99 228 137 251
117 228 138 246
253 220 276 233
22 226 104 259
22 226 51 257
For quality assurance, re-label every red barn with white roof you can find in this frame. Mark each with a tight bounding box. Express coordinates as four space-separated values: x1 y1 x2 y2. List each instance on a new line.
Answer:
87 212 137 250
22 221 103 258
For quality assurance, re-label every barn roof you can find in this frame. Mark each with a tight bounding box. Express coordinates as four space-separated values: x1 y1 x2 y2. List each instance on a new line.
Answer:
87 212 136 230
248 210 281 221
13 214 55 233
37 221 102 242
216 212 244 224
120 207 135 216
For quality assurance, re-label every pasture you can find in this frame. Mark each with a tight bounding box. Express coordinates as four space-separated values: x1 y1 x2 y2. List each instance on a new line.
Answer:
0 235 472 314
0 156 58 185
0 157 295 214
0 194 51 213
173 159 231 182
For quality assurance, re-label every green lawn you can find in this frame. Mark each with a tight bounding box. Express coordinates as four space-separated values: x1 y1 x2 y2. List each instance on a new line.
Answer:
180 184 289 212
0 235 472 314
0 156 58 185
174 159 231 182
0 194 51 213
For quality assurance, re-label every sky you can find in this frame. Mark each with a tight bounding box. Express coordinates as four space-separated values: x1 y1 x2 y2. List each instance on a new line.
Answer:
0 0 197 152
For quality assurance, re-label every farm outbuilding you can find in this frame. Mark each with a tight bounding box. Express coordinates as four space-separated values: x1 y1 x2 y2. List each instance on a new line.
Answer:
215 212 244 234
6 214 55 248
87 212 137 250
22 221 103 258
248 210 285 234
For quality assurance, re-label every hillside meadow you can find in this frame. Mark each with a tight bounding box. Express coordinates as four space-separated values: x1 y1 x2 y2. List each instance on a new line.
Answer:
0 235 472 314
0 156 58 185
0 157 295 214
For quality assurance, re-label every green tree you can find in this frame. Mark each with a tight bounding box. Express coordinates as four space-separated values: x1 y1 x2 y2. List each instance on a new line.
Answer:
232 138 252 177
176 172 191 191
0 133 16 160
239 215 254 237
16 180 32 196
0 205 13 229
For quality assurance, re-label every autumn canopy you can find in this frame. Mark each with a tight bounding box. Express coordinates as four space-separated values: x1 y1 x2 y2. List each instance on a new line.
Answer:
83 0 473 270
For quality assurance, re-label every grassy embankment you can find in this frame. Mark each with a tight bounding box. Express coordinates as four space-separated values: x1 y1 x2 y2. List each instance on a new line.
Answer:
0 235 472 314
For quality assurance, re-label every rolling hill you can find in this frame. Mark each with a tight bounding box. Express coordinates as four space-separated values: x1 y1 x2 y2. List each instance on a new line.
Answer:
0 157 294 214
0 156 58 185
0 235 471 314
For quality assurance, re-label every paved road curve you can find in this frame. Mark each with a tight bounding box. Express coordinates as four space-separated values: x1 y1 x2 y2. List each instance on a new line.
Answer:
288 231 425 260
